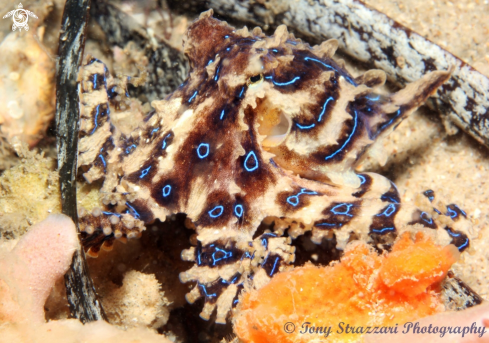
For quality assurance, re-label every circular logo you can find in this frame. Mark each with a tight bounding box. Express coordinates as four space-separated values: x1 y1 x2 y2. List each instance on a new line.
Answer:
284 322 296 334
13 9 28 27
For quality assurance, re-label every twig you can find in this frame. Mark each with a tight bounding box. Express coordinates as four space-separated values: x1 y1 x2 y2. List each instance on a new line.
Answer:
55 0 107 323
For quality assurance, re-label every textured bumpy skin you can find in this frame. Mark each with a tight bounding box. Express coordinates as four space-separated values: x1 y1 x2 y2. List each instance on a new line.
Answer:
77 11 474 323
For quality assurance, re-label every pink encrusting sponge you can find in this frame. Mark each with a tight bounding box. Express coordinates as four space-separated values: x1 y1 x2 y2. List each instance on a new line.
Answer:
0 214 78 322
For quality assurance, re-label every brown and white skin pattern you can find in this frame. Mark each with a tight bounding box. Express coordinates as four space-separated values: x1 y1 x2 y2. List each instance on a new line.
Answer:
76 11 475 323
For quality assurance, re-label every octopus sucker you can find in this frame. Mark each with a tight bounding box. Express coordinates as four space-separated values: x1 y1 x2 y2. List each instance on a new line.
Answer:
77 11 475 322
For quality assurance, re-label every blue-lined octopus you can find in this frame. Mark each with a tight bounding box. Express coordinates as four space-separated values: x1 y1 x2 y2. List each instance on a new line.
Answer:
76 10 474 323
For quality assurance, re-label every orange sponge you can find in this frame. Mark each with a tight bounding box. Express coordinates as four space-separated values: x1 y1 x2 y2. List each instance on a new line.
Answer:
233 232 459 343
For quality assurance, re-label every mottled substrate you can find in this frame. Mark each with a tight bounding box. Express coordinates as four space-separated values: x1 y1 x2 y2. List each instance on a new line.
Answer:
363 0 489 77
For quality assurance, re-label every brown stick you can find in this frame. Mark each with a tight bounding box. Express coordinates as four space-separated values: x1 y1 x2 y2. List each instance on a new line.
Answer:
55 0 107 323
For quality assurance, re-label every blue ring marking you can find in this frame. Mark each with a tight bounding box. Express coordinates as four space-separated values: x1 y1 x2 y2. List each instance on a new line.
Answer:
286 188 318 206
372 227 395 234
234 204 244 218
272 76 300 86
188 91 198 103
244 151 259 172
125 144 137 154
162 134 171 150
377 204 396 217
125 202 141 219
366 94 380 101
331 203 353 216
207 59 213 66
324 110 358 161
197 143 210 159
420 211 433 224
139 166 152 179
220 109 225 120
270 257 280 276
199 284 216 298
296 123 316 130
162 185 171 197
446 207 457 218
212 247 233 265
208 205 224 218
358 174 366 185
98 154 106 168
214 66 220 81
318 97 334 122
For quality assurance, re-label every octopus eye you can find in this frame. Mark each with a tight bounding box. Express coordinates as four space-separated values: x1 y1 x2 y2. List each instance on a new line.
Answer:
249 74 263 84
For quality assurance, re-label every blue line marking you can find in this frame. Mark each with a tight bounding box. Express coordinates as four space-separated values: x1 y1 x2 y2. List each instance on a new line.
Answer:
207 59 213 66
366 94 380 101
270 257 280 276
318 97 334 122
446 228 461 237
315 222 342 228
197 143 210 159
325 110 358 161
126 144 137 154
358 174 366 185
162 134 171 149
296 123 316 130
239 86 245 98
234 204 243 218
162 185 171 197
224 35 229 39
92 74 98 89
98 154 106 168
272 76 300 86
272 49 278 53
420 211 433 224
150 127 159 136
286 188 318 206
188 91 197 103
214 66 220 81
226 47 231 51
208 205 224 218
304 56 334 71
220 109 225 120
125 202 140 219
139 166 151 179
372 227 395 234
244 151 259 172
91 105 101 135
457 239 469 251
331 203 354 216
199 284 216 298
